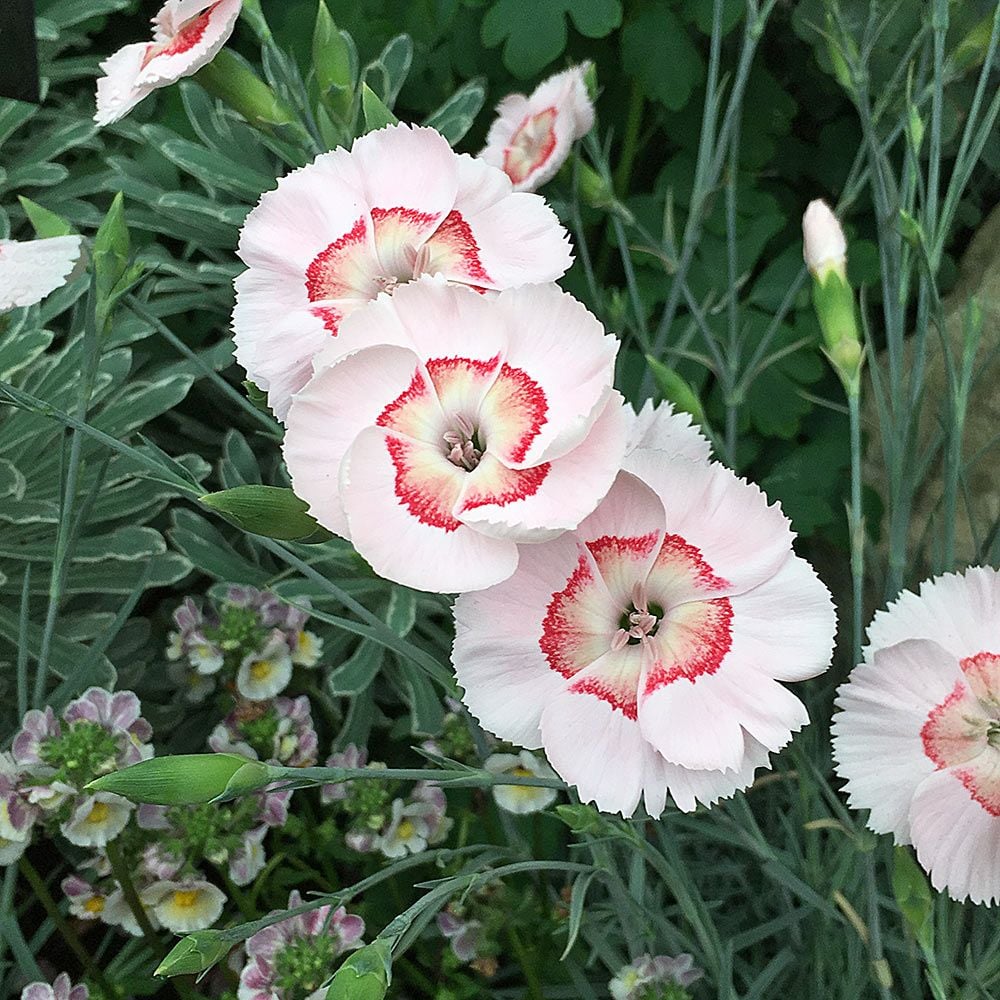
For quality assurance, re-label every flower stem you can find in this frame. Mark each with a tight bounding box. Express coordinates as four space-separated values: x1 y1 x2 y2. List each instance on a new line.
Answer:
847 387 865 665
106 838 159 946
506 924 545 1000
19 855 113 995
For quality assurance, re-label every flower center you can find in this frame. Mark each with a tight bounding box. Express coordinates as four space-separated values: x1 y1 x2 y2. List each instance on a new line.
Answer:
86 801 111 825
84 896 105 914
443 414 484 471
611 585 663 651
172 889 201 909
397 819 416 840
250 660 274 681
41 721 120 788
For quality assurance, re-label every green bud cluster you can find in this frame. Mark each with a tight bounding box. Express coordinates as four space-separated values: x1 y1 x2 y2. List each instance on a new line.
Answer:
346 779 392 831
437 714 477 763
40 722 120 788
240 709 282 760
215 605 267 655
274 933 338 999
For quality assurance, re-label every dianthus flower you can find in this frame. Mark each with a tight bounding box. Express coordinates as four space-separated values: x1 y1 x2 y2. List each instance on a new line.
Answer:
233 122 573 419
1 236 83 312
284 279 626 592
239 890 365 1000
453 405 836 815
480 64 594 191
833 566 1000 904
95 0 242 125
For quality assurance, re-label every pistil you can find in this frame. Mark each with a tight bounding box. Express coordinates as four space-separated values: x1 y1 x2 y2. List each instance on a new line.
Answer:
443 414 483 471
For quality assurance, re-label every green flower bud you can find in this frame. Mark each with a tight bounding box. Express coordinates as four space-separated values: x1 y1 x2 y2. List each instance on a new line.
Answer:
326 939 392 1000
892 846 934 952
200 485 332 542
156 930 233 978
313 0 357 122
644 356 706 427
195 49 301 135
86 754 276 805
555 803 603 834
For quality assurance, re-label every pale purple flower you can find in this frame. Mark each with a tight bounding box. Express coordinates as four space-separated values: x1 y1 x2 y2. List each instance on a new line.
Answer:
0 752 39 841
377 798 433 859
239 890 365 1000
345 828 377 853
137 803 171 830
258 787 292 828
437 910 484 963
229 825 267 886
63 687 153 765
61 875 108 920
142 842 184 880
210 696 318 767
320 744 367 803
12 707 60 766
609 954 704 1000
411 782 452 845
20 973 88 1000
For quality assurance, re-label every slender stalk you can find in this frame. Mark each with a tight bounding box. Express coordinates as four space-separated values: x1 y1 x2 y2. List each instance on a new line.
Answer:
106 838 159 946
847 388 865 665
16 566 30 721
507 924 545 1000
613 81 645 197
19 855 114 994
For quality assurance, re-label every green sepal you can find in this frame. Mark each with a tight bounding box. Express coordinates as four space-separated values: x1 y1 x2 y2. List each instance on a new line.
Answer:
200 485 333 542
326 939 393 1000
892 846 935 954
811 268 863 392
361 83 399 132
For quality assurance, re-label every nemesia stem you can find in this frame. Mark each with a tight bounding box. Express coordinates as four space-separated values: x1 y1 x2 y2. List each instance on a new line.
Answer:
19 857 113 995
105 838 160 947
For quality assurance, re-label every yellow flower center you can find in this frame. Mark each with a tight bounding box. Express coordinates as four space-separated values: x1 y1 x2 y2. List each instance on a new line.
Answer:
250 660 273 681
511 767 534 778
86 801 111 825
397 819 416 840
172 890 201 909
84 896 105 914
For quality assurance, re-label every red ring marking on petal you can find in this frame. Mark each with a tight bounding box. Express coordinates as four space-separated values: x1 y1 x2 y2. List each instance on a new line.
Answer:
310 305 342 335
570 670 639 721
952 762 1000 817
642 598 734 693
426 210 492 285
482 363 548 464
383 435 462 532
458 462 550 511
142 3 219 68
653 533 730 592
503 106 558 186
540 554 608 680
305 216 370 302
376 366 438 440
959 650 1000 702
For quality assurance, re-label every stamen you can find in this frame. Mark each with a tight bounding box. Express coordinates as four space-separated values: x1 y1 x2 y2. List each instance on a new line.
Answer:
444 417 483 471
611 629 631 652
374 275 400 294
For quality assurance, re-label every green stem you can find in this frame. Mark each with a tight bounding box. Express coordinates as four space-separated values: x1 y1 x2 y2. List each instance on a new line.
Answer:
506 925 545 1000
106 838 160 946
19 855 113 995
613 81 644 197
847 388 865 665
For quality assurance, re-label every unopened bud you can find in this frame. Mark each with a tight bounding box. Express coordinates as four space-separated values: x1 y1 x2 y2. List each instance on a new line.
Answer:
155 930 233 978
86 753 275 805
802 199 847 279
326 939 392 1000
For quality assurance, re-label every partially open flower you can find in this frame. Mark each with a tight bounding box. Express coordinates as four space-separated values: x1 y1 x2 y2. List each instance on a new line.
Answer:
320 744 368 804
240 890 365 1000
229 825 268 886
94 0 243 126
453 446 836 816
233 123 573 419
485 750 558 815
480 64 595 192
0 752 39 864
20 973 89 1000
1 236 83 312
61 875 109 920
802 199 847 279
833 566 1000 904
609 953 703 1000
147 878 227 933
437 910 484 963
284 280 626 593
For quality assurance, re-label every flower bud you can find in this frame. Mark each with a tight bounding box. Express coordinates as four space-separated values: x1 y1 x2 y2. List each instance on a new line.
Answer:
326 939 392 1000
644 356 706 427
200 485 332 542
802 199 846 280
155 930 233 978
86 753 275 805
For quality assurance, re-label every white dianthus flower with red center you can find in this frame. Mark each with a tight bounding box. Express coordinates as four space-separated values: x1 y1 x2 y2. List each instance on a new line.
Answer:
283 279 627 593
452 411 836 816
480 64 595 192
95 0 242 126
833 566 1000 904
233 123 573 420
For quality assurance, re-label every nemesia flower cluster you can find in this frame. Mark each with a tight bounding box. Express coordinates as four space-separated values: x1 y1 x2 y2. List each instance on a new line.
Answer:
167 586 323 702
20 974 89 1000
4 688 153 862
321 744 452 858
239 889 365 1000
609 953 704 1000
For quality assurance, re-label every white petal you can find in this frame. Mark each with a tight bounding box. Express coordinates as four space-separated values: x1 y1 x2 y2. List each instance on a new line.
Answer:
0 236 83 311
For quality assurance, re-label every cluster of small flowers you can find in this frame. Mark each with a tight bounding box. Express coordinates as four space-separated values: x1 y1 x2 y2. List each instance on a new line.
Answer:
167 586 322 703
435 885 509 978
239 889 365 1000
321 745 452 859
609 954 704 1000
20 974 88 1000
210 694 319 768
2 688 152 864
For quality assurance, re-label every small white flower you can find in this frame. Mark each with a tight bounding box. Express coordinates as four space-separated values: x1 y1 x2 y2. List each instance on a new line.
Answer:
189 638 225 675
236 632 293 701
147 879 227 933
291 629 323 668
485 750 559 815
60 793 132 848
377 798 430 859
